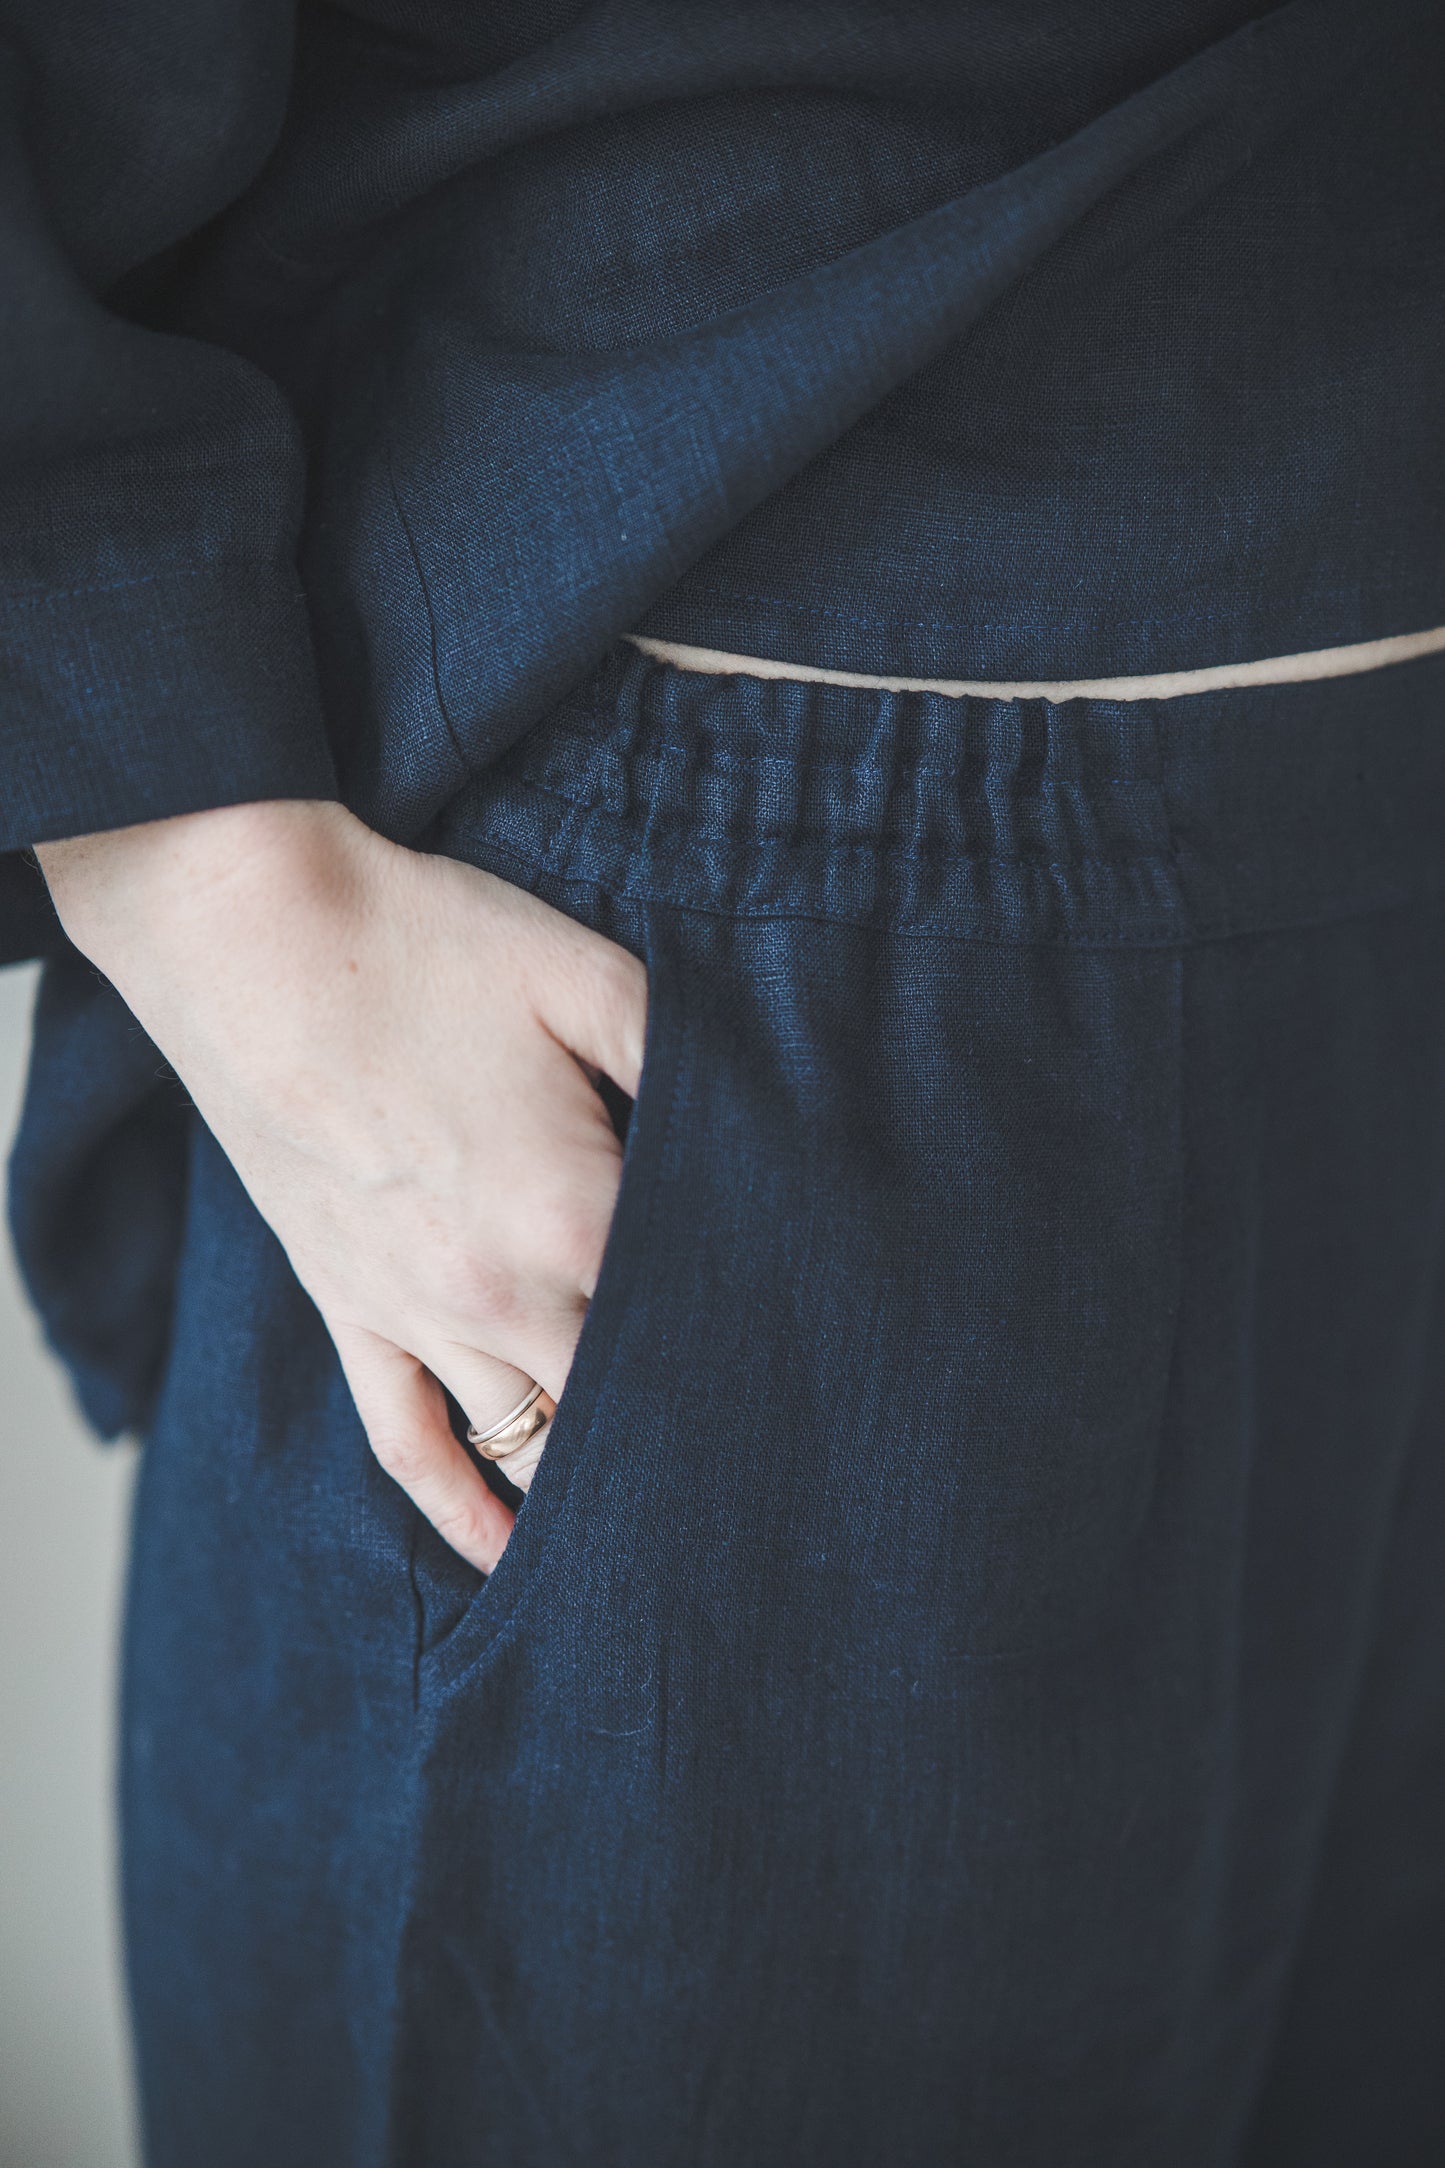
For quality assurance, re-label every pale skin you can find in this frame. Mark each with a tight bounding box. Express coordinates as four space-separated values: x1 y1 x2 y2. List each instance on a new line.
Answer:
35 798 649 1576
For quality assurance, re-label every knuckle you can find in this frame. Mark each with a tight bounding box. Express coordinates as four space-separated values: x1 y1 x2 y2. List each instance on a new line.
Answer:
535 1189 608 1289
599 950 647 1030
432 1245 527 1335
430 1496 494 1562
602 966 645 1084
368 1427 433 1487
564 933 639 1017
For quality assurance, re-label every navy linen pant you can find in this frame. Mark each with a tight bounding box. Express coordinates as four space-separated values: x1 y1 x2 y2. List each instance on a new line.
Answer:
109 643 1445 2163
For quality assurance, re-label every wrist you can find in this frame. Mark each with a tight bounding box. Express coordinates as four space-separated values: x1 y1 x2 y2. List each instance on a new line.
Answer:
36 799 371 975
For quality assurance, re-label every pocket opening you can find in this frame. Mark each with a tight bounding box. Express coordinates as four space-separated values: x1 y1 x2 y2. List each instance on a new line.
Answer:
417 904 690 1693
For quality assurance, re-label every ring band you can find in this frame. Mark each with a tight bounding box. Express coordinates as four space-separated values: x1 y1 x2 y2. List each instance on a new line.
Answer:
466 1381 555 1459
467 1382 543 1446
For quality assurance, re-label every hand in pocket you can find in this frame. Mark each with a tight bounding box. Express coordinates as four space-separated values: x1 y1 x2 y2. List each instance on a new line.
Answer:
38 799 648 1571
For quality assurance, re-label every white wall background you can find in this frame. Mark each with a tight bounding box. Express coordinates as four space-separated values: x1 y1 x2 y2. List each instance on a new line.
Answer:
0 962 139 2168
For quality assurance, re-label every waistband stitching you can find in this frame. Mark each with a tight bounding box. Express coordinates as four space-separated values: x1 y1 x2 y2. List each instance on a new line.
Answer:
500 772 1174 870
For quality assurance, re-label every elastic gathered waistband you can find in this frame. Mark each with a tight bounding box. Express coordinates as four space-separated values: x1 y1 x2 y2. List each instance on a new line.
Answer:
438 643 1445 946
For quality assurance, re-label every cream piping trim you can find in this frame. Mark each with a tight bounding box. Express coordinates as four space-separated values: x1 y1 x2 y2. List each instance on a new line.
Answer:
626 624 1445 703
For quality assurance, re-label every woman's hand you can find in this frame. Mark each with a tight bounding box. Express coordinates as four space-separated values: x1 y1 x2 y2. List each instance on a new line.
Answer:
36 799 648 1575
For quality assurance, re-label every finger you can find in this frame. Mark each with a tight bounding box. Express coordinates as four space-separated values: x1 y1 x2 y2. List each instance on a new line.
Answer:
335 1325 515 1574
435 1345 540 1436
436 1289 585 1415
483 1419 550 1496
438 1342 555 1497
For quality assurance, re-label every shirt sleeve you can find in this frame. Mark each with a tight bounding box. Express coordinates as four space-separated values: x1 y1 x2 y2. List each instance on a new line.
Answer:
0 0 338 952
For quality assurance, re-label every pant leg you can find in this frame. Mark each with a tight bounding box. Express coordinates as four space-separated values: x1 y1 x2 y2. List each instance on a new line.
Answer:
1241 1267 1445 2168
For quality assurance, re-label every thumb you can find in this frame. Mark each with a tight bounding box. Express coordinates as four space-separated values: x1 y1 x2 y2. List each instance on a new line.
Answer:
538 923 649 1101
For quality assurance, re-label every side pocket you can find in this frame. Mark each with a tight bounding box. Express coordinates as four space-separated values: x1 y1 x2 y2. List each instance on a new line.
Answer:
416 904 689 1694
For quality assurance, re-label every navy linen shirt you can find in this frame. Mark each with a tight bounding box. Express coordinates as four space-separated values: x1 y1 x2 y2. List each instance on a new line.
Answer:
1 0 1441 1435
2 0 1441 961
